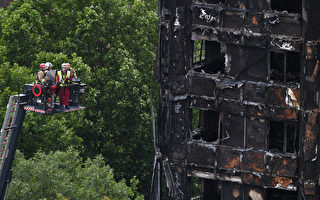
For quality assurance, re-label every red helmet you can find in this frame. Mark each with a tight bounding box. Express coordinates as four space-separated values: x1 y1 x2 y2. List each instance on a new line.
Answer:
66 63 71 70
39 63 46 70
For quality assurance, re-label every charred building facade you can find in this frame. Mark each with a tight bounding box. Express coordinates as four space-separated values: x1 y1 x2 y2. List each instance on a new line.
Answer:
151 0 320 199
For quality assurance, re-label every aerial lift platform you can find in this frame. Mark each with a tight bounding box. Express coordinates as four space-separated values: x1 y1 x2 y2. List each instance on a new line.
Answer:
0 70 85 199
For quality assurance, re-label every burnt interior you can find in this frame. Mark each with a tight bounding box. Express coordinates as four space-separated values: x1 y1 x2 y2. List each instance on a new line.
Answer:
266 188 298 200
192 109 220 142
269 120 298 154
270 51 300 83
221 114 244 147
221 182 243 199
203 179 220 199
286 52 301 82
193 40 225 74
271 0 302 14
190 177 222 199
202 0 225 4
226 45 268 81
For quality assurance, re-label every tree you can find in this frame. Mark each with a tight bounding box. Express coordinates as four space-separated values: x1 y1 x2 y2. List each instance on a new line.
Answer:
16 52 92 158
0 0 159 196
69 1 158 193
0 62 34 122
1 2 45 66
8 148 144 199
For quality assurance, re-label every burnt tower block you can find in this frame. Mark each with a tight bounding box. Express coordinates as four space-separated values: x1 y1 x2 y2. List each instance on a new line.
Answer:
152 0 320 199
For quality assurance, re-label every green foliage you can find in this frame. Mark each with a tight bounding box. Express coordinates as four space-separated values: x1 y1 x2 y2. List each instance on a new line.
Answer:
192 108 200 130
19 112 84 158
1 2 46 66
32 51 92 83
8 149 143 199
193 40 206 63
0 0 158 197
18 52 92 158
0 45 6 64
0 63 34 122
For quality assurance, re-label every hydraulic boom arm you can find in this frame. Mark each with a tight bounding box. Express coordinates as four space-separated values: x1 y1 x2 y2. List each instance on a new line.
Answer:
0 95 26 199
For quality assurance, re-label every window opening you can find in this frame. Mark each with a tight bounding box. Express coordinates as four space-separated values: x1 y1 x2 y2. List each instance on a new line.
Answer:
269 120 298 154
203 179 221 199
266 188 298 200
222 181 243 200
286 51 301 82
203 0 225 4
190 177 203 199
193 40 225 74
195 0 225 4
221 114 244 147
190 177 222 199
192 108 221 142
270 52 285 82
270 51 300 83
193 40 206 65
192 108 200 131
271 0 302 14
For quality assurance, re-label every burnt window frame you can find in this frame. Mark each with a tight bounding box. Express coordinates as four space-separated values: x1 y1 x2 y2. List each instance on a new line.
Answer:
270 0 302 15
189 176 221 199
190 176 204 199
191 108 222 143
268 120 299 154
266 188 298 200
191 39 225 74
268 50 301 83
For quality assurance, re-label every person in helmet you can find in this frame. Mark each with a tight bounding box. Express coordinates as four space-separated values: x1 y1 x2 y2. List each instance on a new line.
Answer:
36 63 46 83
66 63 77 79
45 62 52 71
56 63 72 109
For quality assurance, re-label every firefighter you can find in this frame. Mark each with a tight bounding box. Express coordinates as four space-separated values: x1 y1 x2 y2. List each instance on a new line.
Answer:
56 63 72 109
36 63 46 83
45 62 52 72
66 63 77 79
44 62 54 83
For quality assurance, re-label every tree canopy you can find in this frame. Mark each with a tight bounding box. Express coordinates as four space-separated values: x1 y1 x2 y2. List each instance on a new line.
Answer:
0 0 158 197
8 149 144 200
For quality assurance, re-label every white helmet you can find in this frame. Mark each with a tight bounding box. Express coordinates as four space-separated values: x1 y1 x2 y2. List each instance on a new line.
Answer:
45 62 52 70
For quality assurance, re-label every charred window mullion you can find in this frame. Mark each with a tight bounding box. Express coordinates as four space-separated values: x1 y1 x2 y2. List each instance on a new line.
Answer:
283 123 288 153
293 124 298 154
193 40 206 65
284 53 287 83
267 51 271 82
200 40 204 63
244 117 247 148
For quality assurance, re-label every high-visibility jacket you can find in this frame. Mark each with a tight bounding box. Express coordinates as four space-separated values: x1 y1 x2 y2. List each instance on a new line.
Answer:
57 70 71 86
